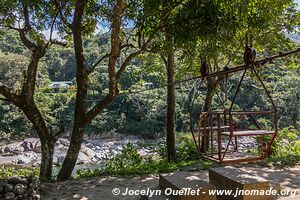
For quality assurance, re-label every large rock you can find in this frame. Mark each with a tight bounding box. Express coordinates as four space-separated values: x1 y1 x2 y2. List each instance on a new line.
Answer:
5 192 15 199
33 140 42 153
81 146 96 158
14 152 38 166
20 141 34 151
13 183 27 195
76 152 91 165
57 138 69 146
85 142 95 149
4 184 13 192
3 146 14 155
7 176 23 185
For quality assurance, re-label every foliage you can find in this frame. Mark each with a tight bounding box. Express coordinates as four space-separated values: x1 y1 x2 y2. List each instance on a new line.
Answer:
76 143 214 178
0 167 39 179
269 128 300 157
0 1 298 138
249 127 299 164
158 135 198 162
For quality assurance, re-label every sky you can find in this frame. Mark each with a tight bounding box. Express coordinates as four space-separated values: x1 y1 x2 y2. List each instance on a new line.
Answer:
296 0 300 8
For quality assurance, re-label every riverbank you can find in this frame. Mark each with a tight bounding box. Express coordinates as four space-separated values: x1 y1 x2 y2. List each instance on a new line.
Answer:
0 133 157 169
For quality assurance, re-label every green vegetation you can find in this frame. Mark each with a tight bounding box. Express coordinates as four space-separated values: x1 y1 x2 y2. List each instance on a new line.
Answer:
76 143 214 178
0 167 39 179
270 128 300 157
261 128 300 167
0 0 299 181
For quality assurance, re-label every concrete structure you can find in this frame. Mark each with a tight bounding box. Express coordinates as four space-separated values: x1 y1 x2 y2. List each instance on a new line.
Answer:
209 166 272 200
141 171 216 200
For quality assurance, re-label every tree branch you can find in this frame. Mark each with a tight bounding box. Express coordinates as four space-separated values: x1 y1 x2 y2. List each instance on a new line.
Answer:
0 82 21 105
7 26 37 50
53 0 71 29
84 0 125 123
116 28 160 80
49 10 60 42
88 43 134 74
22 1 31 32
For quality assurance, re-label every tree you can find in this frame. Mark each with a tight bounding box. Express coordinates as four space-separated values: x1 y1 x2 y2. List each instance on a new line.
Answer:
0 0 67 180
57 0 174 180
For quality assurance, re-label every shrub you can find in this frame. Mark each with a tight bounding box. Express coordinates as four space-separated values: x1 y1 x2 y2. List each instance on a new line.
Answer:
270 127 299 157
77 142 213 178
0 167 39 179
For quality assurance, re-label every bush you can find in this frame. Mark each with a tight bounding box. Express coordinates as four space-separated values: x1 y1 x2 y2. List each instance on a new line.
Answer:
157 135 198 162
0 167 39 179
270 127 299 157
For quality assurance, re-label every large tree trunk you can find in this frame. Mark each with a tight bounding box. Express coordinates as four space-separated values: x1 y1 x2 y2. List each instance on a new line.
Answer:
40 138 55 180
57 125 85 180
57 0 88 181
21 101 55 180
200 78 217 153
165 28 176 162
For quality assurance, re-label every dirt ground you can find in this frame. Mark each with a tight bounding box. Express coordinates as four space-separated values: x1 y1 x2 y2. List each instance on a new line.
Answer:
41 165 300 200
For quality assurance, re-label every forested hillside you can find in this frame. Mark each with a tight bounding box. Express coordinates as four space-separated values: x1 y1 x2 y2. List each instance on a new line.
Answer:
0 29 299 141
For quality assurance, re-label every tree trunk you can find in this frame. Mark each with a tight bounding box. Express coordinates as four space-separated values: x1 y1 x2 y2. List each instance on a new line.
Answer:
200 78 217 153
57 125 85 180
17 49 56 180
40 138 55 180
165 28 176 162
57 0 88 181
21 101 55 180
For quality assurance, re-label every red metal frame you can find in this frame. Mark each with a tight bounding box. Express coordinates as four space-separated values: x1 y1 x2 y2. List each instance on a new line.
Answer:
190 110 278 164
188 66 278 164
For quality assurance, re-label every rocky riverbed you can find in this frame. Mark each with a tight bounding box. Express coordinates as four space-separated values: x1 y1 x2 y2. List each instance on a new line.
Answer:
0 133 156 169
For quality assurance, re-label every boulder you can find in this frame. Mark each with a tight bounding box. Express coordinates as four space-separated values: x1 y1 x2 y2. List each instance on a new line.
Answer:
3 146 14 155
76 152 91 165
13 183 27 195
20 141 34 151
85 142 95 149
58 138 69 146
7 176 23 184
81 146 96 158
5 192 15 199
33 141 42 153
4 184 13 192
14 152 37 166
33 194 41 199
